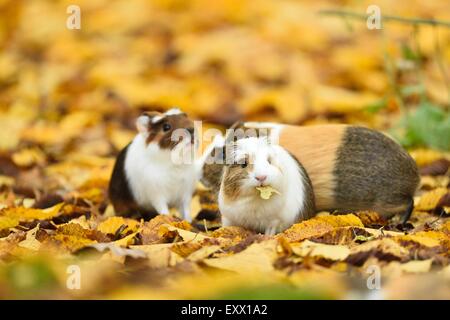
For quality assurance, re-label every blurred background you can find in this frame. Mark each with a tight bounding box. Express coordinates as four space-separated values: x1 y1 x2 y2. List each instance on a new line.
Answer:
0 0 449 299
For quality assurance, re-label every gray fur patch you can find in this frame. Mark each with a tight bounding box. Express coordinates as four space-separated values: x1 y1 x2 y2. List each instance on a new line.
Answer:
333 126 419 215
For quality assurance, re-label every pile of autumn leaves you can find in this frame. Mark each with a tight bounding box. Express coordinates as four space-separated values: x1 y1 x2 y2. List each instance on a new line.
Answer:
0 151 449 299
0 0 449 299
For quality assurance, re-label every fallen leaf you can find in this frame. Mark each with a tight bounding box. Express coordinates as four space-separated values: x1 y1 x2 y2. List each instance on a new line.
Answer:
131 244 183 268
90 243 147 259
203 240 278 273
18 225 41 251
1 202 64 222
97 216 141 235
291 240 350 261
399 259 433 273
415 188 449 211
282 214 364 243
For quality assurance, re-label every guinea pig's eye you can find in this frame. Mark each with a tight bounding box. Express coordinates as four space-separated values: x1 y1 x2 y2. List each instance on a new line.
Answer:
162 123 171 132
240 159 248 169
267 156 272 164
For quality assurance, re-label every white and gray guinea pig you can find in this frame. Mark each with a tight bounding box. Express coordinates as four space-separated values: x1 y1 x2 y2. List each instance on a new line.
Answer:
108 108 199 221
218 136 315 236
204 122 420 235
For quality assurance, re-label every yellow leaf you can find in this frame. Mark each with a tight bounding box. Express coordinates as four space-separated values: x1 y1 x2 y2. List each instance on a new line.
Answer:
282 214 364 243
396 231 449 247
130 244 183 268
399 259 433 273
349 238 410 261
49 223 102 252
203 240 277 273
97 216 140 235
0 216 19 230
113 228 142 247
159 224 210 242
409 149 449 167
420 176 449 190
18 225 41 251
52 234 96 252
415 188 448 211
312 85 379 114
0 175 14 188
11 147 46 167
108 128 135 150
291 240 350 261
1 202 64 222
187 245 222 261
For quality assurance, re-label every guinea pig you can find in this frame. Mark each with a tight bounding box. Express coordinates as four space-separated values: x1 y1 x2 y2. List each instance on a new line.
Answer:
108 108 199 221
204 122 420 227
218 137 315 235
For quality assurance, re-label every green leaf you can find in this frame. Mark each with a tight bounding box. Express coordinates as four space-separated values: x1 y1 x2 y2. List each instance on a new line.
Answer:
392 101 450 151
400 84 425 97
365 98 388 114
401 43 420 61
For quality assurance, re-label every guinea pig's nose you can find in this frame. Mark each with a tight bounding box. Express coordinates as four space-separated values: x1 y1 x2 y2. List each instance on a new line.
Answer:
255 175 267 182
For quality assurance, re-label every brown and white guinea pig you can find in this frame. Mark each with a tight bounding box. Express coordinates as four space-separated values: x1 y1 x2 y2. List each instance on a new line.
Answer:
203 122 420 232
108 108 200 221
219 136 315 235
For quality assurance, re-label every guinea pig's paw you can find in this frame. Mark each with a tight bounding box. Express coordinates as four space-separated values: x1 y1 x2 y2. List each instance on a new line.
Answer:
264 220 281 236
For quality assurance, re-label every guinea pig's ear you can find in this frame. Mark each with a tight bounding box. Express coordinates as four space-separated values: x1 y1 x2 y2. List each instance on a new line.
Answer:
136 112 162 133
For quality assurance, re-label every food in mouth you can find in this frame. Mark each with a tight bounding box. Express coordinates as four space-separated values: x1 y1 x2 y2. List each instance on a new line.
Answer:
256 186 281 200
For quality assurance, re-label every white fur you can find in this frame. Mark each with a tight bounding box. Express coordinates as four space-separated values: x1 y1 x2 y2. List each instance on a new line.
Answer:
242 122 284 145
124 133 198 221
165 108 182 116
219 137 308 235
149 108 183 124
151 115 163 123
136 115 150 132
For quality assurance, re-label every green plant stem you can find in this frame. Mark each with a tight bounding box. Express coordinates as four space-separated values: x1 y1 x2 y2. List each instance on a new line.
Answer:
319 9 450 28
381 30 406 115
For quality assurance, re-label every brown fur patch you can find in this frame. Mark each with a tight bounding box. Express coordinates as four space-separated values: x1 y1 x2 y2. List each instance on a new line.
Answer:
279 124 347 210
145 113 194 149
221 165 249 201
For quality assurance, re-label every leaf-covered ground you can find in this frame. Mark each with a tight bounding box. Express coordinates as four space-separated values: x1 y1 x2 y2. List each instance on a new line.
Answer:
0 0 449 299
